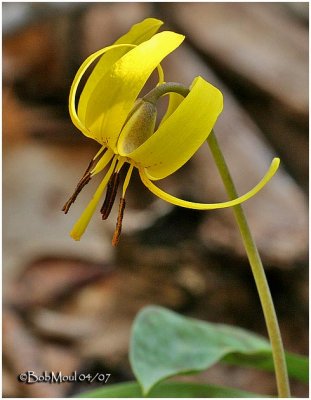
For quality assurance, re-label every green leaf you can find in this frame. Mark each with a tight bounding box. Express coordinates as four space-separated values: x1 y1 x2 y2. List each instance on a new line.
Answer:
223 351 308 383
285 353 308 383
78 380 264 398
130 306 308 395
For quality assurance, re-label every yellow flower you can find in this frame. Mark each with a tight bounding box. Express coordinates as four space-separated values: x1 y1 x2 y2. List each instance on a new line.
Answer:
63 18 279 245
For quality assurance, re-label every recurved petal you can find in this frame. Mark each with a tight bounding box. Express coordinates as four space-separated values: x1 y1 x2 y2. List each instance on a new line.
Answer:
84 31 185 150
128 76 223 180
78 18 163 124
69 43 135 143
139 158 280 209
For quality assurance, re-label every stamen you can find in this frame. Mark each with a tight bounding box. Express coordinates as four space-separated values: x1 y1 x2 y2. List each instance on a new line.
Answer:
112 197 126 247
115 158 125 173
90 148 114 177
100 172 120 220
62 157 98 214
70 157 117 241
100 158 125 219
122 164 134 197
93 145 107 160
109 164 133 245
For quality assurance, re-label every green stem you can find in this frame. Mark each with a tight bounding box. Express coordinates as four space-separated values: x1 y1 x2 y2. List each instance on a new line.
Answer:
143 82 190 105
148 81 290 396
207 131 290 397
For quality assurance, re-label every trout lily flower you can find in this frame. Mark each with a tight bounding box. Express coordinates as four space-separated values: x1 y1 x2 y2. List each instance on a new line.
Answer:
63 18 279 245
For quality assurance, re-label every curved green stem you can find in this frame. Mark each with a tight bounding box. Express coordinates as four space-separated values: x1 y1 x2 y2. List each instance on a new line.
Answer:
207 131 290 397
143 82 190 104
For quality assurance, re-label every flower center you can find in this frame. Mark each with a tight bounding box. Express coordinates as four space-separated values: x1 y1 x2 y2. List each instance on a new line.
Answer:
118 82 190 156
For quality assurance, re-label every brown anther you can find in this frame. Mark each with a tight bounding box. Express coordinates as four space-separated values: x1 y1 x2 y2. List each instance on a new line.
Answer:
112 197 126 247
62 158 97 214
100 172 120 220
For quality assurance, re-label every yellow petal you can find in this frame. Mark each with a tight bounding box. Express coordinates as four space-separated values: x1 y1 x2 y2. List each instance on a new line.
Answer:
69 43 136 143
127 76 223 180
70 157 117 241
84 31 185 150
78 18 163 125
139 158 280 209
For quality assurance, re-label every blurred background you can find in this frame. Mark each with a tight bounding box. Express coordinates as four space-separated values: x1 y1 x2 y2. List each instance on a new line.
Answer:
3 2 308 397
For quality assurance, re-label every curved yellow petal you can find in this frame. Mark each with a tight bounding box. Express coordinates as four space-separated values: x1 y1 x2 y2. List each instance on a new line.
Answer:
70 43 164 144
69 43 136 143
70 157 117 241
84 31 185 150
139 158 280 209
127 76 223 180
78 18 163 125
